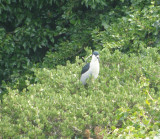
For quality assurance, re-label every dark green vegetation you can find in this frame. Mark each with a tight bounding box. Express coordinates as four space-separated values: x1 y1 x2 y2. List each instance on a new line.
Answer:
0 0 160 138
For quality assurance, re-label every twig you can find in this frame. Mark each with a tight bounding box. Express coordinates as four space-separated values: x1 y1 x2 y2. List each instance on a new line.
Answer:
72 126 82 133
147 91 153 100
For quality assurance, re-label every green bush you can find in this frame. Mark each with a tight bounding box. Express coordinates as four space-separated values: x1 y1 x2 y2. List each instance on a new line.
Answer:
92 1 160 53
0 47 159 138
105 99 160 138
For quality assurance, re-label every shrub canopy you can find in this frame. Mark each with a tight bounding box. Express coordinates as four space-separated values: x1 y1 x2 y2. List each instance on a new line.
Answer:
0 48 160 138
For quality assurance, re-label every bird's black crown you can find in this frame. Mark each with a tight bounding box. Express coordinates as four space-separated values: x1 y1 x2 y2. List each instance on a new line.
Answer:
93 51 99 56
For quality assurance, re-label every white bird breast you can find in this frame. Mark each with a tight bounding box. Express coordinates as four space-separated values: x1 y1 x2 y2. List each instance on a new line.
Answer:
90 57 100 79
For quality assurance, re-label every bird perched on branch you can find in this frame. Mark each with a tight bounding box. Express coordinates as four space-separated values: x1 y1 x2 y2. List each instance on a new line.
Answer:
80 51 100 85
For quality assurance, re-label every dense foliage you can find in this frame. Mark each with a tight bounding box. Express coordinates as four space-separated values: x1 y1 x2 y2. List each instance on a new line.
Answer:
0 48 160 138
0 0 160 138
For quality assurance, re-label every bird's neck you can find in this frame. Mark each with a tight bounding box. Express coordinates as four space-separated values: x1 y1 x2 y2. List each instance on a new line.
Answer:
90 59 99 67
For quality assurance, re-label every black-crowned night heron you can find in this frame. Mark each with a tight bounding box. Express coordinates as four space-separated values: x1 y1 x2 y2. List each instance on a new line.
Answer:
80 51 100 85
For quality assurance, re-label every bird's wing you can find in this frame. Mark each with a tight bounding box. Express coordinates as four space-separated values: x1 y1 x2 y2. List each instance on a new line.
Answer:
81 63 90 75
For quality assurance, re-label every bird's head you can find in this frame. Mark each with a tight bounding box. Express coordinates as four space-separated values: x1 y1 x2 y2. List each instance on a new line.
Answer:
92 51 100 62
